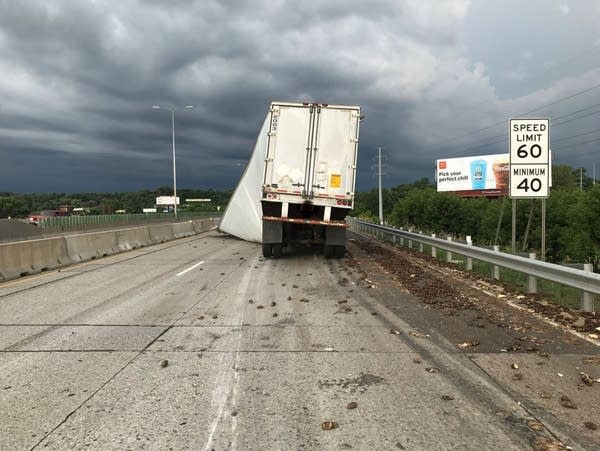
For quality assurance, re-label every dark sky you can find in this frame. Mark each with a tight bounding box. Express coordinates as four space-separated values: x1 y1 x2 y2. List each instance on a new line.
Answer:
1 0 599 193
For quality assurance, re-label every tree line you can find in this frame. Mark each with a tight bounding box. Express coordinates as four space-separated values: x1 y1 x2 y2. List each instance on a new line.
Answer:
0 187 232 218
351 165 599 266
3 164 597 266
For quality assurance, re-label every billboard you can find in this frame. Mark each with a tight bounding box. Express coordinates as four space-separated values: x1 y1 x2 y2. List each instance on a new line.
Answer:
156 196 180 205
436 153 509 197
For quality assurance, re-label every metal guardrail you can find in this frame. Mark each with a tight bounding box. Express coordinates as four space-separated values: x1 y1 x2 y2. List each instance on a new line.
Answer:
347 218 600 305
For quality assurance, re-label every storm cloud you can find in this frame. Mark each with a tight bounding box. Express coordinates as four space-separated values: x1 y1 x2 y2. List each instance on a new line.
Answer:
0 0 599 193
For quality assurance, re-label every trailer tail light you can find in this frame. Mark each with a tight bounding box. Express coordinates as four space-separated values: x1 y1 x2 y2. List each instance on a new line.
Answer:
267 193 279 200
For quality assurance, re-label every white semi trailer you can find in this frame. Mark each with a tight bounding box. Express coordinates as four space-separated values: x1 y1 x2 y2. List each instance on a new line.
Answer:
261 101 361 258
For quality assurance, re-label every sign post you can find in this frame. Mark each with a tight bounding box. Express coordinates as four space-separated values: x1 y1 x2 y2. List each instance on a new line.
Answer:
509 118 550 257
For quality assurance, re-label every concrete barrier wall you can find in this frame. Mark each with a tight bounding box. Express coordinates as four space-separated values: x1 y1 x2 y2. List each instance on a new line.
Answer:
172 221 195 239
192 217 219 233
0 218 220 282
148 224 176 244
116 227 151 251
0 237 72 280
65 231 119 262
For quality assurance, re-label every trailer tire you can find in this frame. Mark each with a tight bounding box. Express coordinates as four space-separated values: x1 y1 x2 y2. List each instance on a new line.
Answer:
272 244 283 258
262 244 273 258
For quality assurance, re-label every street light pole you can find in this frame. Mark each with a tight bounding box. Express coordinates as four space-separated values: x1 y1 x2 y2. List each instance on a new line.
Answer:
171 109 177 217
152 105 194 218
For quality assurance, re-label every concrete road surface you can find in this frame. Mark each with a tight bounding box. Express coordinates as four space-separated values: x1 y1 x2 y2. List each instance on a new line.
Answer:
0 231 594 450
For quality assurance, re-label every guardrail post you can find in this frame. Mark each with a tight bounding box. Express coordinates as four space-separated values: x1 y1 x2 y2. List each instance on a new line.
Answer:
492 245 500 280
446 237 453 263
408 229 412 249
392 234 396 245
431 233 436 258
466 236 473 271
419 232 424 252
582 263 594 312
527 253 537 294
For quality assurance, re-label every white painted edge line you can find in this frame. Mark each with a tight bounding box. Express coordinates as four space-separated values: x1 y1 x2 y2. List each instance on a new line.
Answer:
176 260 205 277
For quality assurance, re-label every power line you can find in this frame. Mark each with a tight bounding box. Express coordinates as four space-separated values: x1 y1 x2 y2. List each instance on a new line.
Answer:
422 43 600 138
439 100 600 157
554 107 600 126
551 101 600 121
552 127 600 144
422 79 600 152
521 81 600 116
561 135 600 152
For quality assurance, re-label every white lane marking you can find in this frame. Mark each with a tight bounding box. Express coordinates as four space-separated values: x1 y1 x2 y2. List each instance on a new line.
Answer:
203 263 251 451
203 352 235 451
176 261 205 277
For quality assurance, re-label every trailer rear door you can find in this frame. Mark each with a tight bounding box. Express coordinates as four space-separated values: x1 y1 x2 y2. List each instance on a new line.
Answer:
310 106 360 199
263 104 313 196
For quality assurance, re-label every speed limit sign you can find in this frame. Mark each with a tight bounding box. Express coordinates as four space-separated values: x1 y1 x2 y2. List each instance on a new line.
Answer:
509 118 550 198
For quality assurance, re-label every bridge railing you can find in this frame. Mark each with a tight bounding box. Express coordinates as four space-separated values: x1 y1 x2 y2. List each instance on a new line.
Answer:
347 218 600 312
37 211 218 233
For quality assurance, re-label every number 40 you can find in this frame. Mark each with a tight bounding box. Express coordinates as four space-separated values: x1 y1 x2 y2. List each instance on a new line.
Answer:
517 178 542 192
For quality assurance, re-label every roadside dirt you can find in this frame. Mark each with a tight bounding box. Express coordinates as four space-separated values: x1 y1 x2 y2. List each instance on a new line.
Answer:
344 232 600 450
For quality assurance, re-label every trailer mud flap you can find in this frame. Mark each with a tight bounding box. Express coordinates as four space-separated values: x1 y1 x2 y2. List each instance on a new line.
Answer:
262 220 283 244
325 227 346 246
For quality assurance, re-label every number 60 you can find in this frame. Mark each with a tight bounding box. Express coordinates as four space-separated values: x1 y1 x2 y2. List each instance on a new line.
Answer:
517 144 542 158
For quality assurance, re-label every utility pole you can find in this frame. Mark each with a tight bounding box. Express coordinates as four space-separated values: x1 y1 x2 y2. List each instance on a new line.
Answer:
377 147 383 225
593 162 596 185
580 167 583 191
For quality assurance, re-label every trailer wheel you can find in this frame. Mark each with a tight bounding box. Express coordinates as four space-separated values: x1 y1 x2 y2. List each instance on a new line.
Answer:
272 244 283 258
334 245 345 258
262 243 273 258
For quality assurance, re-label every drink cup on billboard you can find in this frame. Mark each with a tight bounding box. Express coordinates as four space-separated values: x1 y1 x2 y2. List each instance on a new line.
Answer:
470 159 487 189
492 159 509 193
